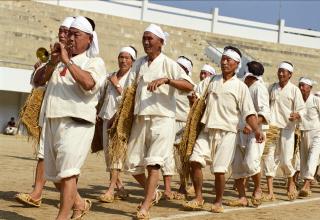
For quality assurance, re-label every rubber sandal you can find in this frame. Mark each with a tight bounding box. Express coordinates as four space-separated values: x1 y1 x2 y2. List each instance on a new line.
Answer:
15 193 42 207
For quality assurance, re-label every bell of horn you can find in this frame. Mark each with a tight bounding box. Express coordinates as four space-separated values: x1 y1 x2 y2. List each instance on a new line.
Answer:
36 47 49 63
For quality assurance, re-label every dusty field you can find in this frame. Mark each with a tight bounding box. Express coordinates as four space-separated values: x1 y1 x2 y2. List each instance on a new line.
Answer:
1 134 320 220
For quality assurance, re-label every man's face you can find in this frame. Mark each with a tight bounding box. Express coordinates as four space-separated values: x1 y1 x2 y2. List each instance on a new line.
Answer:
299 82 312 97
58 26 69 44
220 55 238 75
118 52 133 71
199 70 211 81
277 68 292 84
67 27 92 55
142 32 162 55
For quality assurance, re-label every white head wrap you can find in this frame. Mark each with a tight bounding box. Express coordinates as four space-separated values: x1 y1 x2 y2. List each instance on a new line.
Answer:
243 72 262 81
61 17 75 28
299 77 315 87
119 47 136 60
177 57 193 76
144 24 169 45
222 49 242 73
278 62 294 73
201 64 216 75
70 16 99 57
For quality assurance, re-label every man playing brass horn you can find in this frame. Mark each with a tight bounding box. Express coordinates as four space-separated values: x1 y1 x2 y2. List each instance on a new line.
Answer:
16 16 75 208
183 46 264 213
32 16 106 219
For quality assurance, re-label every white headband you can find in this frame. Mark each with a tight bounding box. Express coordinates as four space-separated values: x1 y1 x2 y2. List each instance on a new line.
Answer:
70 16 99 57
201 64 216 75
299 77 315 86
177 57 193 76
61 17 75 28
144 24 169 45
120 47 136 60
222 49 242 73
278 62 294 72
243 72 262 81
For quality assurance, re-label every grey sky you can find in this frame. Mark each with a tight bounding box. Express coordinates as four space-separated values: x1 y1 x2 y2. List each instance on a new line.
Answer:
150 0 320 31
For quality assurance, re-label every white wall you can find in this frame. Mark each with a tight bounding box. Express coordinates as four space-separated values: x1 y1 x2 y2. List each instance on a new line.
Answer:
36 0 320 49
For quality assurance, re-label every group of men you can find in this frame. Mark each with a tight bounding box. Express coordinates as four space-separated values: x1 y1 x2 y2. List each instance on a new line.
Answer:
14 15 320 220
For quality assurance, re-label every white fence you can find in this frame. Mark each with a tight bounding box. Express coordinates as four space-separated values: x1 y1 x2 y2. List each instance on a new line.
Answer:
37 0 320 49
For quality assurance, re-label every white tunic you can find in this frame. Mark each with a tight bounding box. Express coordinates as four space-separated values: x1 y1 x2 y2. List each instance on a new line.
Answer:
198 74 256 133
98 70 131 120
44 51 106 124
269 81 305 129
300 93 320 131
128 53 192 118
248 80 270 130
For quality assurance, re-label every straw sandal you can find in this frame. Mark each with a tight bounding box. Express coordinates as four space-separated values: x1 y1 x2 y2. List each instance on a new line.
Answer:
251 196 262 207
99 193 114 203
211 204 224 213
172 192 186 200
137 189 163 210
115 188 130 200
287 187 298 201
183 199 204 210
261 193 276 202
136 209 150 219
71 199 92 220
299 189 312 197
163 192 175 200
225 199 249 207
15 193 42 207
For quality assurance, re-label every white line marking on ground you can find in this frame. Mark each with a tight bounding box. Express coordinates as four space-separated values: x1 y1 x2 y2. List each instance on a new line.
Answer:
152 197 320 220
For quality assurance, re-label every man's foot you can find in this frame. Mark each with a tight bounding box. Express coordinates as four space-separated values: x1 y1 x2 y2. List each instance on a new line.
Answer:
99 191 115 203
15 193 42 207
115 188 130 200
182 199 204 211
251 189 263 207
225 198 249 207
287 185 298 201
136 208 150 219
261 193 276 202
71 199 91 219
163 191 174 200
299 188 312 197
211 203 224 213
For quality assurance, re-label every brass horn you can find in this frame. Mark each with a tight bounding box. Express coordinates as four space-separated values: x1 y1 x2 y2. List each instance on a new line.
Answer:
36 47 49 63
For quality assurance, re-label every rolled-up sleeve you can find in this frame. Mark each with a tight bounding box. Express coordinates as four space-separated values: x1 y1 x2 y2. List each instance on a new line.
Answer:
80 57 106 95
256 86 271 125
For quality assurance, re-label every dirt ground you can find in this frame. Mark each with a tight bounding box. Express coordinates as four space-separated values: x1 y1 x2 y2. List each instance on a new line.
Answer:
1 134 320 220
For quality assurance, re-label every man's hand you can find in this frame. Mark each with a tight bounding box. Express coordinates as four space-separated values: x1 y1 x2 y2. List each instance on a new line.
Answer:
34 61 42 70
243 124 252 134
289 112 300 121
254 129 265 143
147 78 169 92
187 91 198 106
49 42 61 65
59 42 70 65
109 74 119 87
